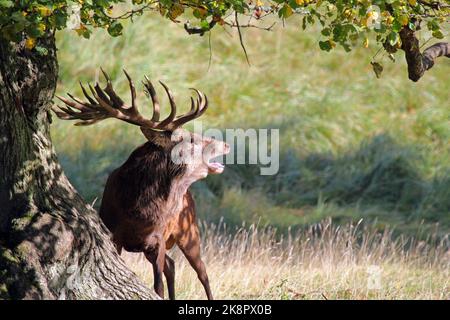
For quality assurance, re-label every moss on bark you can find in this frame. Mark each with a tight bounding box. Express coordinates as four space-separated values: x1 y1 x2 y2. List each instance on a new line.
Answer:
0 33 157 300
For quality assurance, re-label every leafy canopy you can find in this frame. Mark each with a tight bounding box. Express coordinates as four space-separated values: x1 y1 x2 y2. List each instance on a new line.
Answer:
0 0 449 75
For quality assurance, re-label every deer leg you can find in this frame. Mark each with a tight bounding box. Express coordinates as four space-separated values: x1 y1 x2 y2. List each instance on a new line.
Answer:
163 254 176 300
177 225 213 300
144 234 166 299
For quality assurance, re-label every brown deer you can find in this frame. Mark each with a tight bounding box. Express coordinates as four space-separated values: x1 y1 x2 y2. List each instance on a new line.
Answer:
53 69 230 300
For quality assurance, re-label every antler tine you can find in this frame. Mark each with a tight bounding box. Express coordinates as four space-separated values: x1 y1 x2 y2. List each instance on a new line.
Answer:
88 83 123 118
54 70 151 128
74 116 108 126
182 96 198 117
90 75 155 127
52 105 76 120
188 88 208 118
53 88 107 123
186 88 208 120
79 82 100 108
56 95 92 113
143 75 160 122
191 88 208 116
171 93 201 127
53 103 99 122
123 69 137 113
156 81 177 130
200 94 208 116
66 93 84 105
53 70 209 132
101 68 125 108
94 82 113 107
174 88 208 127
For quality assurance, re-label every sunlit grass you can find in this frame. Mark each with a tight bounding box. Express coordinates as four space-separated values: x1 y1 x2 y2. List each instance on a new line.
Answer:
123 219 449 299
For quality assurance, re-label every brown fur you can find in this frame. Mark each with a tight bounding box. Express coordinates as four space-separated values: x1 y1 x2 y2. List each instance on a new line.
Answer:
163 191 213 300
99 132 226 300
54 72 226 300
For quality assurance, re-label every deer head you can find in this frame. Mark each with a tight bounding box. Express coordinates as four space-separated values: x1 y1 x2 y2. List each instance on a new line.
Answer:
53 69 230 189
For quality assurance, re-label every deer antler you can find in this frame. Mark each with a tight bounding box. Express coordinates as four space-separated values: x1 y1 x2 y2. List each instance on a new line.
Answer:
53 69 208 131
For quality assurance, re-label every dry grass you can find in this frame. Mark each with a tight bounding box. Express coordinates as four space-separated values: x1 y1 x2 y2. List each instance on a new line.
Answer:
123 219 449 299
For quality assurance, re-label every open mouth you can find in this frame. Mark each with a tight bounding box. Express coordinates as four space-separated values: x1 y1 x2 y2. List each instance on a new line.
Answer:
207 144 230 174
207 161 225 174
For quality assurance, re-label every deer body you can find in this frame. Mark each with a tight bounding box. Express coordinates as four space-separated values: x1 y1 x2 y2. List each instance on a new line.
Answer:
54 70 229 300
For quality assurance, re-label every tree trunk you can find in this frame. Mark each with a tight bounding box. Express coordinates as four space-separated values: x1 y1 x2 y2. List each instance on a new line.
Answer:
400 27 450 82
0 34 157 300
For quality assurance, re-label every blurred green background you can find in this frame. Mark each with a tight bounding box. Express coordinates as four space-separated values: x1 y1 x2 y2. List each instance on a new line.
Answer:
52 14 450 236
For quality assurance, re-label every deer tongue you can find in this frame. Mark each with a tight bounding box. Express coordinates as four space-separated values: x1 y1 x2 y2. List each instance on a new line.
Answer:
208 162 225 174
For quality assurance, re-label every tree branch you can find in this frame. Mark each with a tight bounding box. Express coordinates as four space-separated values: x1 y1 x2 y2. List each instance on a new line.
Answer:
184 20 216 36
103 3 154 20
235 12 251 66
223 21 276 31
399 27 449 82
417 0 450 9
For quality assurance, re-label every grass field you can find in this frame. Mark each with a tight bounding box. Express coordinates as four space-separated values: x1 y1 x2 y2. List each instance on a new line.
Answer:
123 219 449 299
51 12 449 299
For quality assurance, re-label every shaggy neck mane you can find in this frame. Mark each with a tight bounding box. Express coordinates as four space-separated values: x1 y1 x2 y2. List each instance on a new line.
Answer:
115 141 186 223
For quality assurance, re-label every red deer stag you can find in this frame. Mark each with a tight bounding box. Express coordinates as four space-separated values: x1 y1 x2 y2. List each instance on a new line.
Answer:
53 69 230 300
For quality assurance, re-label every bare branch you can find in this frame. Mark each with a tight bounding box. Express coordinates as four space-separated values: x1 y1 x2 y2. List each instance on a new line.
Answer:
235 12 251 66
103 3 154 20
224 21 277 31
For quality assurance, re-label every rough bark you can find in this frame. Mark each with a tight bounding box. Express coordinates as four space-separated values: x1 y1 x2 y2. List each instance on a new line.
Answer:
0 33 157 300
400 27 450 82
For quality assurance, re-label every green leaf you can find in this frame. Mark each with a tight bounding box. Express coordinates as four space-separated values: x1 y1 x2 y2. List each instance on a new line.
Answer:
302 17 307 30
371 61 383 78
200 20 210 30
54 11 68 29
107 21 123 37
289 0 299 9
333 24 345 42
392 20 402 33
193 9 204 19
374 23 387 34
387 32 399 46
278 5 293 19
432 30 444 39
75 27 92 39
427 19 440 31
319 40 332 52
321 28 331 36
